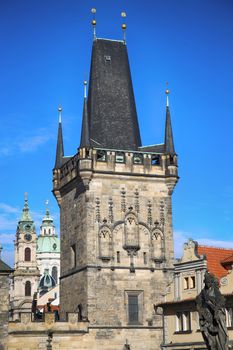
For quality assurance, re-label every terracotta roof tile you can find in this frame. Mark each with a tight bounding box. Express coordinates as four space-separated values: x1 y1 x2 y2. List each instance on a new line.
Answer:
221 254 233 265
197 245 233 280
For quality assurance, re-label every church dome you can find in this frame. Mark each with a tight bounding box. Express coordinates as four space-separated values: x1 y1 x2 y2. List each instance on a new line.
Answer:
39 269 56 291
37 236 60 253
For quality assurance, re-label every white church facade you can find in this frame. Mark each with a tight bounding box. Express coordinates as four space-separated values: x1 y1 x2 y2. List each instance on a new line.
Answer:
10 195 60 319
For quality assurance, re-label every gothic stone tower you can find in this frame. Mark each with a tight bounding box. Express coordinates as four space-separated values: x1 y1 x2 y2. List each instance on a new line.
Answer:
53 37 178 349
10 195 40 320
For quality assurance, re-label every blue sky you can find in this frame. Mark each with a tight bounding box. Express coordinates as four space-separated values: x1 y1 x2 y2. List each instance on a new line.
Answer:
0 0 233 266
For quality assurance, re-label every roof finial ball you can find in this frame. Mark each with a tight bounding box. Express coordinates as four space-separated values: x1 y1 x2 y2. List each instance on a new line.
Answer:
58 106 62 123
165 82 170 107
121 11 127 43
84 80 88 99
91 8 97 40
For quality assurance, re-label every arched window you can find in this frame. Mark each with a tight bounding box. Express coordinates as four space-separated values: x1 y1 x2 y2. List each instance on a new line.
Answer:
52 266 58 284
25 281 31 296
25 247 31 262
49 229 51 235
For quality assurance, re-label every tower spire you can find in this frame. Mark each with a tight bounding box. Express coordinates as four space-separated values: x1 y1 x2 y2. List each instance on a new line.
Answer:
164 86 175 155
20 192 33 222
80 81 90 148
54 106 64 169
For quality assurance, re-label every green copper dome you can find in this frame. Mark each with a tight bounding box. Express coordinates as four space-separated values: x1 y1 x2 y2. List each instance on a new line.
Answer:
37 236 60 253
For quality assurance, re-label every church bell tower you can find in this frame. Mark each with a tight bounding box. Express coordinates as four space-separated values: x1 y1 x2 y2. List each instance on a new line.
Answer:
53 30 178 348
11 194 40 320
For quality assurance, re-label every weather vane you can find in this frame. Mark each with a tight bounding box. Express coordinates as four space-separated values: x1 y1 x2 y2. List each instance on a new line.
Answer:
121 11 127 43
91 8 97 40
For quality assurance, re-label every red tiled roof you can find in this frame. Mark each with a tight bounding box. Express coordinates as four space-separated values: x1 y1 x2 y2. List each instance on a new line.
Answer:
37 304 60 312
197 245 233 280
221 254 233 265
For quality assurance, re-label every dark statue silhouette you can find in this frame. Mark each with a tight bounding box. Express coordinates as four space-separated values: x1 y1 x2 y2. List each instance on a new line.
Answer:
196 271 229 349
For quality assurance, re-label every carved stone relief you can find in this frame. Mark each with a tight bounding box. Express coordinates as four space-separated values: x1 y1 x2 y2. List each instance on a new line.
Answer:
98 226 112 260
151 228 164 262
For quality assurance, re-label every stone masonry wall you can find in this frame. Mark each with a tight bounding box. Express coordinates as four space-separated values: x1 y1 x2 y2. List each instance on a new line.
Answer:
0 274 10 350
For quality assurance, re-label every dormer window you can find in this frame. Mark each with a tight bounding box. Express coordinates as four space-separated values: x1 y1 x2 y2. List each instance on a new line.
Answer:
151 155 160 166
115 152 125 163
97 150 106 162
133 153 143 164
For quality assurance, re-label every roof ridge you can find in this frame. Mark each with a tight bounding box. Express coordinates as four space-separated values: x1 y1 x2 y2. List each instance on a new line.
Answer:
96 37 124 43
198 245 233 251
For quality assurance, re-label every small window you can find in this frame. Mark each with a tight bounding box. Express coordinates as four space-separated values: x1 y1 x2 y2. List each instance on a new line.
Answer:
25 281 31 296
190 276 196 289
143 252 147 265
175 311 191 332
71 244 76 268
128 295 139 324
25 247 31 262
151 155 160 166
226 308 233 328
176 312 183 332
97 150 106 162
49 229 51 235
183 311 191 331
133 153 143 164
117 251 120 263
104 55 111 61
115 152 125 163
52 266 58 284
184 277 189 290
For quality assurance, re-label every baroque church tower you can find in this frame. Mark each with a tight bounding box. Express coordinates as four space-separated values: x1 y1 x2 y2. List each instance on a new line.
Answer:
53 29 178 348
10 194 40 319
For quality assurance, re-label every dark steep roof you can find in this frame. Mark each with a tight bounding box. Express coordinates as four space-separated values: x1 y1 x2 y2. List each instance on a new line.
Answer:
164 105 175 155
80 96 90 148
87 39 142 151
54 120 64 169
0 259 13 273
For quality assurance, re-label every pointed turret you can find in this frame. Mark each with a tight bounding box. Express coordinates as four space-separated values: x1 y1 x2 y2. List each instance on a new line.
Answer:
87 38 141 150
164 88 175 155
80 81 90 148
54 107 64 169
20 192 33 223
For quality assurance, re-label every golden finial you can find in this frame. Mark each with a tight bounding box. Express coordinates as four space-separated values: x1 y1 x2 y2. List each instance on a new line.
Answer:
165 82 170 107
91 8 97 39
58 106 62 123
121 11 127 43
